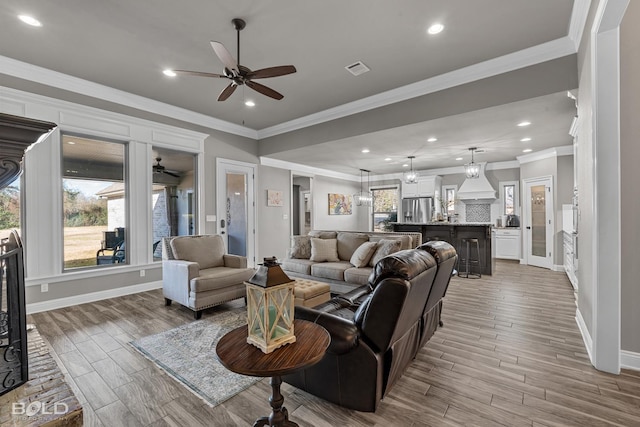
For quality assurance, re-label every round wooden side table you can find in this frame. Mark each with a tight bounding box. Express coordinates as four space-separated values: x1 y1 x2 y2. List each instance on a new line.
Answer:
216 319 330 427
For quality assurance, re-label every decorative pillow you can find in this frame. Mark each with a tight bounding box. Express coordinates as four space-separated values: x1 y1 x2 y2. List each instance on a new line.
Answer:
308 230 338 239
350 241 378 268
369 239 402 267
337 232 370 261
290 236 311 259
310 238 339 262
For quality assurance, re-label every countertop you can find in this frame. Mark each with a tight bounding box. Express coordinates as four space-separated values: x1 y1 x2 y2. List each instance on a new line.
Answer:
391 222 493 227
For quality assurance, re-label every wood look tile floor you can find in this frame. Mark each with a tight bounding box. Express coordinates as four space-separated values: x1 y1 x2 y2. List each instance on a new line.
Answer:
30 261 640 426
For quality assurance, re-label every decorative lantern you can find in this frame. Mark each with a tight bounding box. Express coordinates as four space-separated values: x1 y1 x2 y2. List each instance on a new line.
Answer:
245 257 296 353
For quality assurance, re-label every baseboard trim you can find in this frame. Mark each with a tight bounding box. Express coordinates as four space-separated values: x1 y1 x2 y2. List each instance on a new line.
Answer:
620 351 640 372
575 307 594 364
552 264 565 272
26 281 162 314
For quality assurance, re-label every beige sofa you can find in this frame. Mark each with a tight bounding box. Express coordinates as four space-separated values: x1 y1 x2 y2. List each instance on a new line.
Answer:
162 235 255 319
281 230 422 290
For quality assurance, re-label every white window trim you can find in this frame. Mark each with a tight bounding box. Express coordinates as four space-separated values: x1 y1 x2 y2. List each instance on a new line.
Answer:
499 180 520 216
3 87 207 285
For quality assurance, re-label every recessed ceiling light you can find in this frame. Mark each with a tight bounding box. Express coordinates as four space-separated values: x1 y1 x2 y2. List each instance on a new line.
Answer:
402 164 409 167
163 69 177 77
520 137 532 142
455 157 463 161
517 121 531 127
384 157 392 161
245 100 255 107
67 141 76 145
427 137 437 142
523 148 533 153
361 148 370 153
427 23 444 35
18 15 42 27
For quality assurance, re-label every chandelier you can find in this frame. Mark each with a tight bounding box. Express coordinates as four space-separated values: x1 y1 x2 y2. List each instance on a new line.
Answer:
464 148 480 179
403 156 419 184
354 169 373 207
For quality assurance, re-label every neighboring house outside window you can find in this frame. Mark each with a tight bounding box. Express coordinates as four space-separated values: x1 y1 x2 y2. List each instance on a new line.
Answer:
62 134 127 270
372 187 398 231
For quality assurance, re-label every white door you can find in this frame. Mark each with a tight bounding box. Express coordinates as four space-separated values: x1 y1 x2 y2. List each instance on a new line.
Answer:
523 177 553 269
216 159 255 267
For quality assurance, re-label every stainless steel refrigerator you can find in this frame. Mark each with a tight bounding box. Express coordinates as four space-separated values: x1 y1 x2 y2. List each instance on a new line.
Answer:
402 197 433 223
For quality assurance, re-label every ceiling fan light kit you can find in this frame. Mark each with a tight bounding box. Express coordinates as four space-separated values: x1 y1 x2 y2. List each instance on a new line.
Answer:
464 147 480 179
403 156 419 184
173 18 296 102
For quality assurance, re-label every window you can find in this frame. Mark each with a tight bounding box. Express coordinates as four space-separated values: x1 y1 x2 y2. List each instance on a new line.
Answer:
0 175 20 241
62 135 127 269
151 148 197 260
372 187 398 231
499 181 520 216
441 185 458 219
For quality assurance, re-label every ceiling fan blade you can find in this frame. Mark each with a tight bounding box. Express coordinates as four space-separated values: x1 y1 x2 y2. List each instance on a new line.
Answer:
173 70 227 78
246 80 284 100
165 171 181 178
217 83 237 101
246 65 297 79
210 41 238 75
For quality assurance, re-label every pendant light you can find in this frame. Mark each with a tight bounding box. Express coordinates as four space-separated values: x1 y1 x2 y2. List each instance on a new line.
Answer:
403 156 419 184
464 147 480 179
354 169 373 207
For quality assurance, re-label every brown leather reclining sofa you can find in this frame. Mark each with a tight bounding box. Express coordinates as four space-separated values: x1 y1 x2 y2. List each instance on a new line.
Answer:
283 240 457 412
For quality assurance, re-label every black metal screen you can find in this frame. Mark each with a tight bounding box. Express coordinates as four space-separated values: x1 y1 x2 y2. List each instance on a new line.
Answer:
0 232 27 396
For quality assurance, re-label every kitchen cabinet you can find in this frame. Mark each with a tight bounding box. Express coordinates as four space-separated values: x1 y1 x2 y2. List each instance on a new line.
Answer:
563 231 578 289
401 175 442 199
494 228 521 260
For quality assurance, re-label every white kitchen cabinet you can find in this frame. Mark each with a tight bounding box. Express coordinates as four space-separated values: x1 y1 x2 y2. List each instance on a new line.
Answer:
563 231 578 289
401 175 441 198
494 228 521 260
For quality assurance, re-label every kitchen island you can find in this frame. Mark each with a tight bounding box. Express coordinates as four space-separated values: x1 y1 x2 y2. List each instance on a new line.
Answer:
391 222 495 275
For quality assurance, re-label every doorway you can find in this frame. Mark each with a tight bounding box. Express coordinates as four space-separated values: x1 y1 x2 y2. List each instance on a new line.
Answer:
216 159 255 266
291 175 312 236
523 176 553 269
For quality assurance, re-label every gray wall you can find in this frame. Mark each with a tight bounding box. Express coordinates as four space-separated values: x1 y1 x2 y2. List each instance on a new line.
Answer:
621 0 640 353
257 165 292 262
312 176 368 231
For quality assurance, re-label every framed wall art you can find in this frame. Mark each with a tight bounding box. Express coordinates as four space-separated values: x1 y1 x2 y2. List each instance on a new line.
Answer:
328 193 352 215
267 189 284 207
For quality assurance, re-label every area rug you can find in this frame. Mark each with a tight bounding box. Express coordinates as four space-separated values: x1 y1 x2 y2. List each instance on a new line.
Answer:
129 308 261 407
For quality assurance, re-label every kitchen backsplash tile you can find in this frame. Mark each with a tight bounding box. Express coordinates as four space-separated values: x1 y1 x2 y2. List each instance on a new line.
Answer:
465 203 491 222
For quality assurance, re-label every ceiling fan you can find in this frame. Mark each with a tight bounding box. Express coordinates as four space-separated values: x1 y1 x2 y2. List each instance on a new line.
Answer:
153 157 180 178
173 18 297 101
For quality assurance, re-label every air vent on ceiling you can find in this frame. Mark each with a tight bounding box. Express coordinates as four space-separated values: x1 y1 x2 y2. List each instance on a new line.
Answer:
345 61 370 76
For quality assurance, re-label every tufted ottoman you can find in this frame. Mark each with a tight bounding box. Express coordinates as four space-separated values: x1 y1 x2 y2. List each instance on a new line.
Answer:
293 279 331 307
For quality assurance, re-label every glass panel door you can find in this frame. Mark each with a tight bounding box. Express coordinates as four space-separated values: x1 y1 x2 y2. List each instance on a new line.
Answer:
216 159 255 266
524 178 553 269
226 172 247 256
531 184 546 257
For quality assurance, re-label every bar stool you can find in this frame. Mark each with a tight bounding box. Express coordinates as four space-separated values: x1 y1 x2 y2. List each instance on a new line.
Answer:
457 238 481 278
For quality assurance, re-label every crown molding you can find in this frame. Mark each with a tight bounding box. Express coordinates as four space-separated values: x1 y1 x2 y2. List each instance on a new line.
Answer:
0 55 258 139
568 0 593 49
257 36 576 139
259 157 359 182
517 145 574 164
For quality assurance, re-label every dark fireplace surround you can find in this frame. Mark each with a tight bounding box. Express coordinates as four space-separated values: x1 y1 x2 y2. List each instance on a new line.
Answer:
1 113 56 396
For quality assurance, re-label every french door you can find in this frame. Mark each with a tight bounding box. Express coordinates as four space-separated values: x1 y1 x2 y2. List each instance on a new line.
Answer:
216 158 255 266
523 176 553 269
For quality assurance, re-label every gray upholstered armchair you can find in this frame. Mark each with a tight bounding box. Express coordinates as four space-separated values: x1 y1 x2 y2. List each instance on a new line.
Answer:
162 235 255 319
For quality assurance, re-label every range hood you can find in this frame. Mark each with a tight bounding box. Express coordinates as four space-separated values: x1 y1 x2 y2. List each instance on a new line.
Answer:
457 163 496 202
